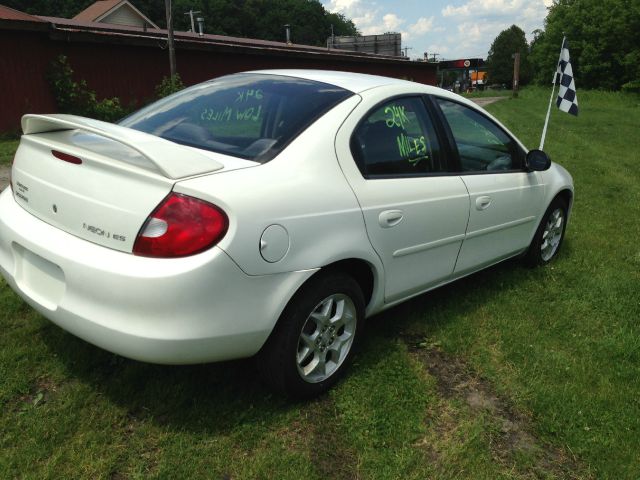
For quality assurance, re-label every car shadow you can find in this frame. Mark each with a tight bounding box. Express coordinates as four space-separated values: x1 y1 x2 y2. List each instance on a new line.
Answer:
37 250 566 436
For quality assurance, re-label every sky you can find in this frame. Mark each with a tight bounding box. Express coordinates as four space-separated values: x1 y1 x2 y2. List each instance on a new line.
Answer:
321 0 554 60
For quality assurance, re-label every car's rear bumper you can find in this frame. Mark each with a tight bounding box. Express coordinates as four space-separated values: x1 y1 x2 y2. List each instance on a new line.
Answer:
0 188 315 364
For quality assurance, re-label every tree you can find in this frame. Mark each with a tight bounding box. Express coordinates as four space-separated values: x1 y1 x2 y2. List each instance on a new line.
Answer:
529 0 640 90
486 25 532 86
170 0 357 45
4 0 358 47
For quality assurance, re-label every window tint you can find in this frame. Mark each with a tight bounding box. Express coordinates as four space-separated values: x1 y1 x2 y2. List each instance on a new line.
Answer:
351 97 442 177
120 74 352 163
436 98 523 172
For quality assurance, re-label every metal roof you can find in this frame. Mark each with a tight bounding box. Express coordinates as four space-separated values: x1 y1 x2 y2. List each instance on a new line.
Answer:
0 5 45 22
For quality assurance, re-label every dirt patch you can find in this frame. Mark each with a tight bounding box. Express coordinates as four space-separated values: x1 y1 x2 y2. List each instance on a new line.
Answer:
403 335 589 479
12 376 60 412
470 96 508 108
0 164 9 191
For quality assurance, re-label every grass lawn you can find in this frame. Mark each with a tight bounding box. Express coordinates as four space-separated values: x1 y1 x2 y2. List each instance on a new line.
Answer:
1 87 639 479
0 139 18 165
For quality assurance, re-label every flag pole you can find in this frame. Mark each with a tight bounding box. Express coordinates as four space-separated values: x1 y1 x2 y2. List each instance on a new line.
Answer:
539 36 566 150
539 74 557 150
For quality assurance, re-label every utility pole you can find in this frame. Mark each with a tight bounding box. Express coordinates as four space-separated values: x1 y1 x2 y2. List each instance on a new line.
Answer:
284 24 291 44
165 0 176 77
512 52 520 98
330 24 335 48
184 9 201 32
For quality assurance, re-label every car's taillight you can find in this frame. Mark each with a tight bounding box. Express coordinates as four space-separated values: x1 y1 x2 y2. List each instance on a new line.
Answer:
133 193 228 258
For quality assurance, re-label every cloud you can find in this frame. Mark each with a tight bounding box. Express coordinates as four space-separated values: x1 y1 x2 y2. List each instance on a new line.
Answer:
438 0 550 57
326 0 407 36
382 13 403 31
442 0 528 18
409 16 435 35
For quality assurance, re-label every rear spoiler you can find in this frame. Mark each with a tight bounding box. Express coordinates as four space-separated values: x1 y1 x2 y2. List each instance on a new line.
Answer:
21 114 223 179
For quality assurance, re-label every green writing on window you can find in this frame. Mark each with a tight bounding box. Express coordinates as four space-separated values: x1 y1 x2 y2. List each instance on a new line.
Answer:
200 88 265 124
397 133 428 166
201 106 233 122
235 89 263 102
235 105 262 121
201 105 262 123
385 105 410 129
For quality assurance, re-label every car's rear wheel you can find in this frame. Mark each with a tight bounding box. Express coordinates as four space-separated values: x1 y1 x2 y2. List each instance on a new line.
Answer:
257 272 365 398
525 197 568 266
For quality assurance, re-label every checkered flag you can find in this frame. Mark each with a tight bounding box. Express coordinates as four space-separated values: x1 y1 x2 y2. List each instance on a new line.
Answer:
555 38 578 116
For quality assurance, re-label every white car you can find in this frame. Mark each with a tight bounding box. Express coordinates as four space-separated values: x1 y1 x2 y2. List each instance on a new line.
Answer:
0 70 573 398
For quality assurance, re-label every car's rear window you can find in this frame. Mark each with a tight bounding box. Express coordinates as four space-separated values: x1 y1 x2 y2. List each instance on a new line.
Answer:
120 73 353 163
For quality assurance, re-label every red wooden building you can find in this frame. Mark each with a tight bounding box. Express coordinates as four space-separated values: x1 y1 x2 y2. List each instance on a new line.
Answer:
0 5 437 133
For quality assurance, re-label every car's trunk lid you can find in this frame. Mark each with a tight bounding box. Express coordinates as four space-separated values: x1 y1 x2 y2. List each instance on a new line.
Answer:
11 114 250 253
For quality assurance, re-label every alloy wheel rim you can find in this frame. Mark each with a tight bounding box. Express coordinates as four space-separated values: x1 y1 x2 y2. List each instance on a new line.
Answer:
296 293 357 383
540 208 564 262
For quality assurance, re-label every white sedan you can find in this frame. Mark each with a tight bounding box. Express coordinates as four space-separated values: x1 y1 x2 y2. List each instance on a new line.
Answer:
0 70 573 398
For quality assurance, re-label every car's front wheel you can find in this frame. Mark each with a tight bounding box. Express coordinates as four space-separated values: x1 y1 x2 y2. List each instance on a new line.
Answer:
257 272 365 398
525 196 568 266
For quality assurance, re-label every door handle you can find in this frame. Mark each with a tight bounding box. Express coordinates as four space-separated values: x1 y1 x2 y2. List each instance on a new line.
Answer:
475 196 492 210
378 210 404 228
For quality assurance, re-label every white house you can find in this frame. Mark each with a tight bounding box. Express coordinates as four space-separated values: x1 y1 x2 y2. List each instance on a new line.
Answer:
73 0 158 29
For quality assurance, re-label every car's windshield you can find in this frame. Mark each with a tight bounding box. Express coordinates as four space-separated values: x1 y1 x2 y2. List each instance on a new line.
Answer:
120 73 353 163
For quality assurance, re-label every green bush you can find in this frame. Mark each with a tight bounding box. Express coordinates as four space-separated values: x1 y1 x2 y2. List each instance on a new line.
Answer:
621 80 640 94
155 74 185 98
47 55 132 122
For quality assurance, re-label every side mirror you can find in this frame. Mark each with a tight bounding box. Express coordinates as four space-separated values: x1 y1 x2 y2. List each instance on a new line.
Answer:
525 149 551 171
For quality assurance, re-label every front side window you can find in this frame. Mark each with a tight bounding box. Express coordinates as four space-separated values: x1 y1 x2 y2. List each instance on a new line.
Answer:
351 97 443 177
436 98 524 172
120 73 353 163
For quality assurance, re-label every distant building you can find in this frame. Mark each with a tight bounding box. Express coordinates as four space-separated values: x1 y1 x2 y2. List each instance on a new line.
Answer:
328 33 403 58
438 58 486 91
73 0 158 29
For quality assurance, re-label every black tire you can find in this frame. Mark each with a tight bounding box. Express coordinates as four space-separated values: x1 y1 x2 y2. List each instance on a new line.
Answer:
525 196 568 267
256 271 365 399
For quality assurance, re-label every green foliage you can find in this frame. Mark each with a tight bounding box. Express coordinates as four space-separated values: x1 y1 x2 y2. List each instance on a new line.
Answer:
0 139 19 165
155 74 185 99
622 80 640 93
621 79 640 94
486 25 532 86
5 0 358 46
530 0 640 90
170 0 358 45
47 55 130 122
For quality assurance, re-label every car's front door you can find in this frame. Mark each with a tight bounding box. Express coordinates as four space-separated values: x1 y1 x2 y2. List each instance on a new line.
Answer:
433 97 545 274
336 94 470 303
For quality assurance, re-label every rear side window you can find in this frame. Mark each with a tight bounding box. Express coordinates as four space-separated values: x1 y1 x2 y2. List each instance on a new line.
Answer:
120 74 353 163
350 96 443 177
435 98 524 172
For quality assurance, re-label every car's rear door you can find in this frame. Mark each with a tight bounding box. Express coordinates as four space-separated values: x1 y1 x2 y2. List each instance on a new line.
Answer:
336 91 469 303
431 97 545 274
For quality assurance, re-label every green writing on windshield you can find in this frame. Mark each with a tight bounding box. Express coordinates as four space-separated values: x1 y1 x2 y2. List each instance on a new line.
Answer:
235 89 263 103
201 89 265 123
201 106 233 122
